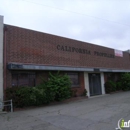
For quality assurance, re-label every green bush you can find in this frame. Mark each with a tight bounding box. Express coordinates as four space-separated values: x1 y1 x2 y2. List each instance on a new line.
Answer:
6 86 47 107
121 73 130 91
116 81 122 91
105 73 130 93
105 80 116 93
82 89 87 96
6 72 72 107
37 81 55 103
45 72 72 101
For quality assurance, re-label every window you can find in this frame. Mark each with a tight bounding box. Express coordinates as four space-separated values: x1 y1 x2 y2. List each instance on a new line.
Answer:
67 72 79 87
12 72 35 87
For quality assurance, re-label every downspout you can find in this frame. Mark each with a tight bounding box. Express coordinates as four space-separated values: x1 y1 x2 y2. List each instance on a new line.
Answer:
3 25 7 100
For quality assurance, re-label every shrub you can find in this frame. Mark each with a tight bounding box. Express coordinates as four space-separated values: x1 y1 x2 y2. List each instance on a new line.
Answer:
82 89 87 96
105 80 116 93
121 73 130 91
6 72 72 107
45 72 72 101
37 81 55 103
37 72 72 102
116 81 122 91
6 86 47 107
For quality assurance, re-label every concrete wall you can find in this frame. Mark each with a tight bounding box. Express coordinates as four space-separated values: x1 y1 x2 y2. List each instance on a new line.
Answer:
0 16 3 102
101 73 105 95
84 72 90 97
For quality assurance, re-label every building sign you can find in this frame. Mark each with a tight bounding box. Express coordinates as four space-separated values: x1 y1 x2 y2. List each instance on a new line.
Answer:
115 50 123 57
94 51 114 58
57 45 115 58
57 45 91 55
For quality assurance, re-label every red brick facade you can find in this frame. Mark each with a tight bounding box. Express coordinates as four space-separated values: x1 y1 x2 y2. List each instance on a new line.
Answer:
5 24 130 69
3 24 130 96
71 72 85 96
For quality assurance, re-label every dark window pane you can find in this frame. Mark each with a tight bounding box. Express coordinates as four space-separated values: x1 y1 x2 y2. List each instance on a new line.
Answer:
12 72 35 87
18 73 29 86
12 74 18 87
67 73 79 87
29 74 36 86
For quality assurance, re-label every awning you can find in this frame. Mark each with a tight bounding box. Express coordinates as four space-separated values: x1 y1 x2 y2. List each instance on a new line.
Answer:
7 63 130 72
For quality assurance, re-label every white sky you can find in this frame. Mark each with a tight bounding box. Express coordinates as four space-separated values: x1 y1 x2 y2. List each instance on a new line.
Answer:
0 0 130 50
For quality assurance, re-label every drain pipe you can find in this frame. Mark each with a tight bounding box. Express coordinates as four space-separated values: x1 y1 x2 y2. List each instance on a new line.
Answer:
3 25 7 100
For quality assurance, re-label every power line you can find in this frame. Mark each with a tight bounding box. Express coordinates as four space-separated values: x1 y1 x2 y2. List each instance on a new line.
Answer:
22 0 130 27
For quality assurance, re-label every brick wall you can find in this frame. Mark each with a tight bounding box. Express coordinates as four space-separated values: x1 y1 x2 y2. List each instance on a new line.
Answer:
4 24 130 95
6 70 85 97
71 72 85 96
5 24 130 70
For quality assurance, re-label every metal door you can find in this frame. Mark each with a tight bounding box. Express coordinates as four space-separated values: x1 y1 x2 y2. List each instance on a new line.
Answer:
89 73 102 96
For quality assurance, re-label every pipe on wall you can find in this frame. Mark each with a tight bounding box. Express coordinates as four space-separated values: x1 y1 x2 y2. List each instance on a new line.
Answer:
3 25 7 100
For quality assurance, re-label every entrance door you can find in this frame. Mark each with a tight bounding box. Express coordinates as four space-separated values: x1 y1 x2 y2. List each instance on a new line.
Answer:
89 73 102 96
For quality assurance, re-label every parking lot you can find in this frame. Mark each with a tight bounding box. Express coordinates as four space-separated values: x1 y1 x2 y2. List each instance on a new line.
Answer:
0 91 130 130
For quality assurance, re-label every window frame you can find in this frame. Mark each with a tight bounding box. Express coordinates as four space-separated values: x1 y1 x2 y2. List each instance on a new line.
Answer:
11 72 36 87
67 72 80 87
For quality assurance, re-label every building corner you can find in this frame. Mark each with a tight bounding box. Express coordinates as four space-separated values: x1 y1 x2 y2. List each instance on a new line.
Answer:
0 15 4 103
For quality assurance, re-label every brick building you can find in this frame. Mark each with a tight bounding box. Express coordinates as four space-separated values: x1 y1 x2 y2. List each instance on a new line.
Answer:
0 15 130 101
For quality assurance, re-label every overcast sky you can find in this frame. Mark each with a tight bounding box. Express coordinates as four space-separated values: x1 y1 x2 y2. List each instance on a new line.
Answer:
0 0 130 51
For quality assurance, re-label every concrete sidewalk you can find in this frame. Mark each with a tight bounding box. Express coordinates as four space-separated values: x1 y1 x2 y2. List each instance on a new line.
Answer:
0 91 130 130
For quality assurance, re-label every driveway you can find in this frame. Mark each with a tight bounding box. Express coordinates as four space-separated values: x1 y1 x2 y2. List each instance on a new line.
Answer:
0 91 130 130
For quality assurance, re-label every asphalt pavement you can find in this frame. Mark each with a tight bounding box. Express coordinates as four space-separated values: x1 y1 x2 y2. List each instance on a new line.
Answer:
0 91 130 130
